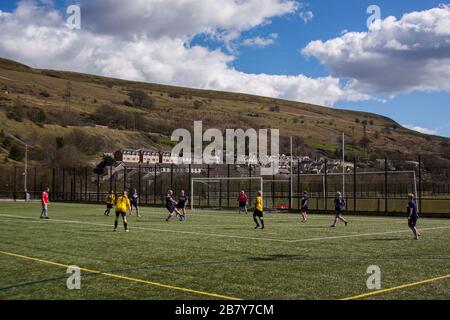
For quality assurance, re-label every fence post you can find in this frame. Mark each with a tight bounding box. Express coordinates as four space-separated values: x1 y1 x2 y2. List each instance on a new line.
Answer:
297 159 300 210
418 155 422 213
96 171 100 203
384 156 388 213
170 163 174 191
188 164 192 200
109 166 113 192
73 168 76 201
79 167 83 201
249 165 252 205
207 165 210 207
353 157 356 212
84 167 88 200
324 159 328 211
227 164 230 208
123 166 127 192
13 166 17 199
34 167 37 198
219 179 222 209
138 165 142 195
52 168 55 201
272 173 275 209
62 168 65 201
154 165 157 204
288 176 292 211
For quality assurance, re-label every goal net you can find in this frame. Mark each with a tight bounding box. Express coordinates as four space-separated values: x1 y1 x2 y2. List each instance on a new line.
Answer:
190 177 263 210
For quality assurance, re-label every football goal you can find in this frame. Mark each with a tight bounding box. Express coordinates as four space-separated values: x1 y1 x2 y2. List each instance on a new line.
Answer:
190 177 263 210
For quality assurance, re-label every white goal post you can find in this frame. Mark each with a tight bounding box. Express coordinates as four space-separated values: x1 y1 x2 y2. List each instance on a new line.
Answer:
190 177 263 210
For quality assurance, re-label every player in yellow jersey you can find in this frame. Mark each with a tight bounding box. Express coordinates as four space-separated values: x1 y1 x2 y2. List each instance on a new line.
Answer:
114 191 131 232
104 191 115 216
253 191 265 229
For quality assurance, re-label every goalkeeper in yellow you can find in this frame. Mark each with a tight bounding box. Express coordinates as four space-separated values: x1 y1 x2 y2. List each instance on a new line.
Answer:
104 191 115 216
253 191 265 229
114 191 131 232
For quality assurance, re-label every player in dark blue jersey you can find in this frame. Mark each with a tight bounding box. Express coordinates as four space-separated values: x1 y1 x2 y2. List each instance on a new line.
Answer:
130 189 141 217
177 190 188 221
300 191 308 223
331 192 348 227
407 193 421 240
165 190 182 222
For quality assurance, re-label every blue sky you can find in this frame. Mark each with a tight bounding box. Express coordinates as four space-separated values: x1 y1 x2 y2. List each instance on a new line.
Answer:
0 0 449 137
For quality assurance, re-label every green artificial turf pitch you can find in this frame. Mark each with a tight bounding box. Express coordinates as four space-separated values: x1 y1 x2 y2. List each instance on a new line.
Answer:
0 202 449 300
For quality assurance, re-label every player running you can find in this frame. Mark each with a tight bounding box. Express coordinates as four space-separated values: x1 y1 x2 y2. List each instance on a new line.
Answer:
114 191 131 232
130 189 141 217
407 193 421 240
253 191 265 229
165 190 182 221
237 190 248 214
177 190 188 221
104 191 115 216
331 192 348 227
40 187 50 219
300 191 308 223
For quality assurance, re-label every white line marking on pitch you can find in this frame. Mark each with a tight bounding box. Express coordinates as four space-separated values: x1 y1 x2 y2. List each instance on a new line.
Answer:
1 214 450 244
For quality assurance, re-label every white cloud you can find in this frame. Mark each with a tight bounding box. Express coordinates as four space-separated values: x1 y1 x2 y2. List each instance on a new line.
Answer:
403 125 437 135
79 0 299 41
302 4 450 96
242 33 278 47
299 10 314 24
0 0 365 106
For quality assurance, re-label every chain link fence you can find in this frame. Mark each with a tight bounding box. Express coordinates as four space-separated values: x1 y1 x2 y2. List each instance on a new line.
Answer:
0 156 449 215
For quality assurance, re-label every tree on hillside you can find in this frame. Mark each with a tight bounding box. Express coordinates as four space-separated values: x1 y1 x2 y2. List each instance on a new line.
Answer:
94 155 116 175
9 144 24 161
128 90 154 109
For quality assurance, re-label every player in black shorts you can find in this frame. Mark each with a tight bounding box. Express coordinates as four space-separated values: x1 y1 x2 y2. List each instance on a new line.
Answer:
407 193 421 240
165 190 182 222
331 192 348 227
177 190 188 221
253 191 264 229
130 189 141 218
300 191 308 223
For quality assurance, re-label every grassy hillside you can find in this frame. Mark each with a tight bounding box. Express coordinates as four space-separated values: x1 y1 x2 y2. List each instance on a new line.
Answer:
0 57 449 169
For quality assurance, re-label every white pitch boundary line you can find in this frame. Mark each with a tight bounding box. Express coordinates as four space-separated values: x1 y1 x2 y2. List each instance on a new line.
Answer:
1 214 450 244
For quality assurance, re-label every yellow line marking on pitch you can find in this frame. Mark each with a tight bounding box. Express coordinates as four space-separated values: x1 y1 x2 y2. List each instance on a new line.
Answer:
0 250 241 300
340 274 450 300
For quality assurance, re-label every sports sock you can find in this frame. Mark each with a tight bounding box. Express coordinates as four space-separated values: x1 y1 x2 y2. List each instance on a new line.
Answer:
124 222 128 230
114 220 118 229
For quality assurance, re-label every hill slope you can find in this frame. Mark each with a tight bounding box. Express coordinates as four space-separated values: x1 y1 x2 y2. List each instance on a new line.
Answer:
0 57 448 169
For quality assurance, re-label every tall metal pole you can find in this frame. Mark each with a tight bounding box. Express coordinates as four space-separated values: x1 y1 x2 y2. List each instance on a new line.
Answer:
24 144 28 196
290 136 293 210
